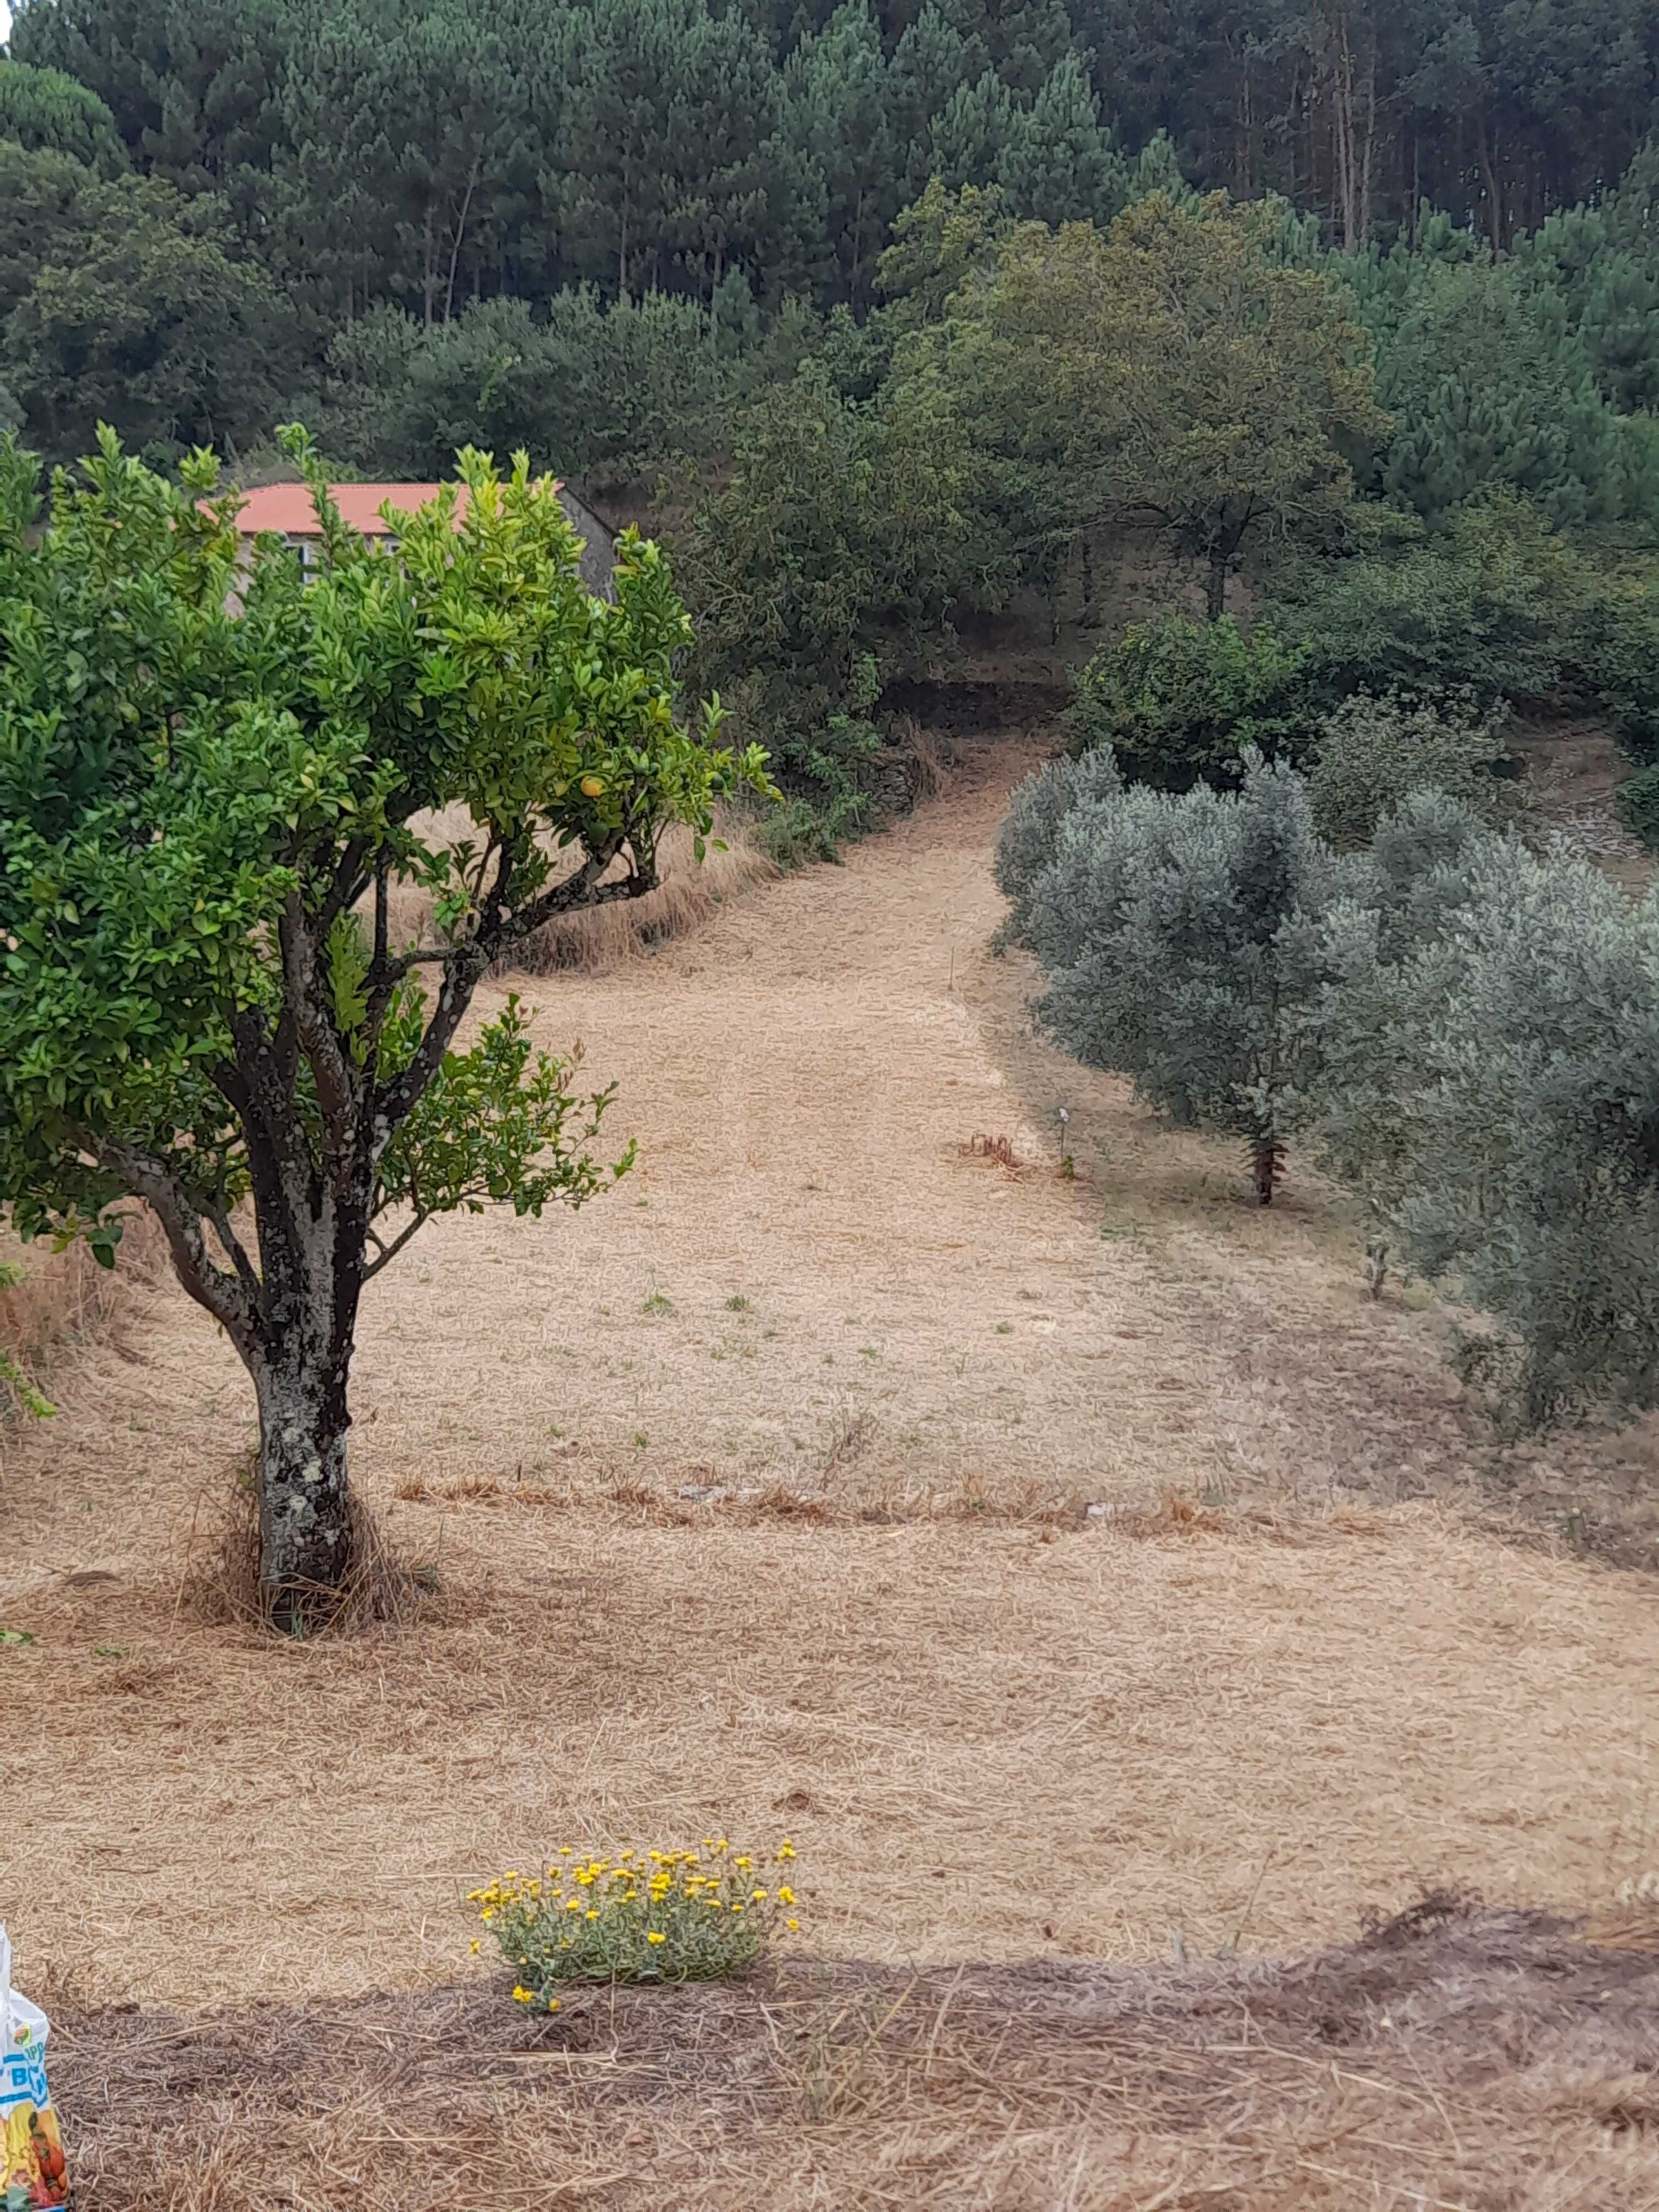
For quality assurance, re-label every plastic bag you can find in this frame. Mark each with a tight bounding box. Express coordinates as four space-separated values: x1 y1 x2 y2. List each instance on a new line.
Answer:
1 1930 68 2210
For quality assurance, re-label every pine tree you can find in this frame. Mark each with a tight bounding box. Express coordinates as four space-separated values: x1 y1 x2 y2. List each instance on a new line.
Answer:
889 3 985 199
0 58 127 173
662 4 786 304
996 50 1126 226
1373 257 1630 528
555 0 686 297
926 67 1016 192
786 0 898 307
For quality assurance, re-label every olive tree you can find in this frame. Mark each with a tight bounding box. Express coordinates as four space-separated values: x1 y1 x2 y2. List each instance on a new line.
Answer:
1305 689 1521 850
1308 827 1659 1426
0 428 769 1620
990 744 1121 944
1014 750 1343 1203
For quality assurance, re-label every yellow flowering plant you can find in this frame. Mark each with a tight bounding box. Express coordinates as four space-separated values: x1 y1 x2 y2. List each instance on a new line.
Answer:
468 1838 802 2002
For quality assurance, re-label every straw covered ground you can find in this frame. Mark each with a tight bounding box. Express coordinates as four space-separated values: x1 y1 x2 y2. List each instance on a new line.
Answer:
5 739 1659 2207
45 1898 1659 2209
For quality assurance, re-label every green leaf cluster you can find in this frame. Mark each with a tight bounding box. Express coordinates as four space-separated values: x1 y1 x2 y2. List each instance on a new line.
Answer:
0 425 769 1274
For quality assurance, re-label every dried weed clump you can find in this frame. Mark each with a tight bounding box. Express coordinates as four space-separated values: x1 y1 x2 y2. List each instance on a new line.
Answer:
178 1474 440 1638
0 1212 169 1431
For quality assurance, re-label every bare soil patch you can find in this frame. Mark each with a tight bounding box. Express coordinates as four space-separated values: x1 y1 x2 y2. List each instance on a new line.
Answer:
51 1897 1659 2209
1515 713 1652 895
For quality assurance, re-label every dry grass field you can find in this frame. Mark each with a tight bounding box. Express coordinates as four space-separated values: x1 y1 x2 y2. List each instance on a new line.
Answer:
5 739 1659 2208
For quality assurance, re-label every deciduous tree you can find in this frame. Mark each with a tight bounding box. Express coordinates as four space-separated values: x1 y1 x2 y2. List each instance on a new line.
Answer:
940 191 1386 618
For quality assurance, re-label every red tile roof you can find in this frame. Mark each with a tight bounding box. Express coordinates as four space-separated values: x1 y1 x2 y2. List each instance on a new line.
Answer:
224 479 565 538
225 482 463 536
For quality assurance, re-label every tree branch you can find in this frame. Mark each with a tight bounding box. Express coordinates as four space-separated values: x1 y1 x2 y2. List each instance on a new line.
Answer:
206 1200 263 1301
280 889 359 1166
372 833 656 1150
361 1208 432 1281
96 1138 258 1350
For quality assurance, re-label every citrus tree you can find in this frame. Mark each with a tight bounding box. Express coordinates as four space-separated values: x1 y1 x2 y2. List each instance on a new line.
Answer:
0 426 769 1622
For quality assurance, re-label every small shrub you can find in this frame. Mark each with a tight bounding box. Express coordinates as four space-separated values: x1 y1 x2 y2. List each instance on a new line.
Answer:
1065 613 1310 789
1306 690 1521 849
753 794 847 869
469 1839 802 2004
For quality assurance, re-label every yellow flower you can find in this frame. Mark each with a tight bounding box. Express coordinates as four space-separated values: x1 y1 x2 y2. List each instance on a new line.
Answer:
751 1888 768 1903
586 1910 599 1922
735 1855 752 1871
512 1986 535 2004
786 1918 799 1932
547 1998 561 2012
647 1931 666 1946
469 1939 481 1955
565 1899 582 1913
778 1887 795 1905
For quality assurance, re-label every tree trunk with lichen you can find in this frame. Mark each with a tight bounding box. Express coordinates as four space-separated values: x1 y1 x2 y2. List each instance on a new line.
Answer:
246 1199 367 1623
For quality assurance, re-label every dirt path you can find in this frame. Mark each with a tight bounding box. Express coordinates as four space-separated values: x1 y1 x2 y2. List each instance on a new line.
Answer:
4 744 1659 2008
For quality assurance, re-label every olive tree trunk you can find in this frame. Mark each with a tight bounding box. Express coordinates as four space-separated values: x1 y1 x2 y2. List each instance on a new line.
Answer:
1250 1128 1285 1207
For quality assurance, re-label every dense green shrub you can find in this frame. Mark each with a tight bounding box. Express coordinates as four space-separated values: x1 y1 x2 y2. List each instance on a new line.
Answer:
681 363 981 852
749 708 884 867
319 291 743 481
1305 691 1521 849
1065 613 1311 789
1277 497 1584 710
1574 581 1659 761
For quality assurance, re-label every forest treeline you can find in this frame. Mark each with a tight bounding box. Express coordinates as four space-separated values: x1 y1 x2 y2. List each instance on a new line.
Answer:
9 0 1657 322
9 0 1659 865
5 0 1659 457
